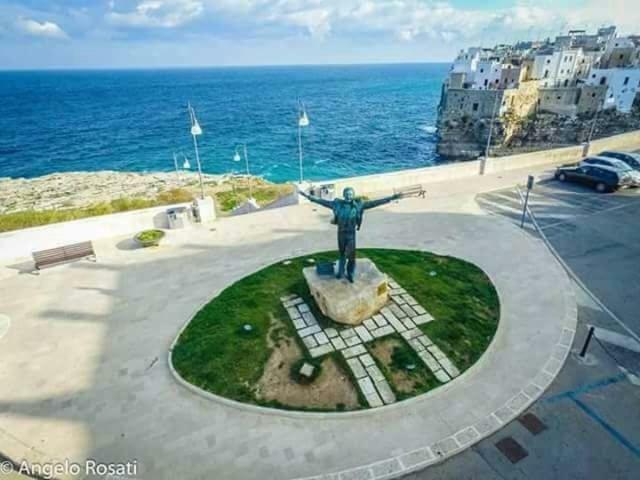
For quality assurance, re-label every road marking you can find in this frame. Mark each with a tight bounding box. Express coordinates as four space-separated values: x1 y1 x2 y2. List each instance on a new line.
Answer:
572 396 640 459
543 372 640 459
516 187 640 344
594 327 640 353
544 372 626 404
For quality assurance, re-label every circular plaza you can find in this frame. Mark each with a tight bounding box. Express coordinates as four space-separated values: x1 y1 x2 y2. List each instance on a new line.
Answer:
0 196 577 480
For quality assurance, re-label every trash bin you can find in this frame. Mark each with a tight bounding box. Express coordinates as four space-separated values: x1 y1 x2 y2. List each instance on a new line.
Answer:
167 207 191 229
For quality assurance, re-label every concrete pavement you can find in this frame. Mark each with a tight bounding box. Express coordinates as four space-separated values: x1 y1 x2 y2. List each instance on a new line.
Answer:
0 166 576 480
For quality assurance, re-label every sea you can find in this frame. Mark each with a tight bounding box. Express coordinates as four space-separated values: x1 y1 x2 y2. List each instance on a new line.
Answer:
0 63 448 183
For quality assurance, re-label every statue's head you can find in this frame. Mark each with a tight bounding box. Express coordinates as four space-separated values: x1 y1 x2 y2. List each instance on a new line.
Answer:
343 187 355 202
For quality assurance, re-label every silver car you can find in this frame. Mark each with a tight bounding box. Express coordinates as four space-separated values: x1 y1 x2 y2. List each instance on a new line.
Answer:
598 150 640 170
581 156 640 186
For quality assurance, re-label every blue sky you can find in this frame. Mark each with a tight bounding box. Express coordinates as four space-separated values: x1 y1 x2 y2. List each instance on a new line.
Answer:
2 1 637 69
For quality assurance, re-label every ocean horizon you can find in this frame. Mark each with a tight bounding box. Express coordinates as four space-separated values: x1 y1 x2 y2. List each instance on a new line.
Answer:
0 63 449 183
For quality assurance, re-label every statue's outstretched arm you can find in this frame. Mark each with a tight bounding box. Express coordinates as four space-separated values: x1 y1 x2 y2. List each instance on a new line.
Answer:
362 193 401 210
298 190 334 209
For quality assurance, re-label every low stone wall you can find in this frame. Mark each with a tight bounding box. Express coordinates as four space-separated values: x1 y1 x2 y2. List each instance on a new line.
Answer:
329 161 483 197
0 202 190 262
589 128 640 154
484 144 584 174
328 129 640 195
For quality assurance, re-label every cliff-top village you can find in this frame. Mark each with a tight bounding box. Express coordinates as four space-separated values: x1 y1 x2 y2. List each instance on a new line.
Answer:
437 26 640 157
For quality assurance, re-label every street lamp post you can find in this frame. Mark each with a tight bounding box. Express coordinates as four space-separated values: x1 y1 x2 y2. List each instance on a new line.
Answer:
234 144 253 200
481 90 500 175
188 102 205 199
173 152 181 183
297 103 310 183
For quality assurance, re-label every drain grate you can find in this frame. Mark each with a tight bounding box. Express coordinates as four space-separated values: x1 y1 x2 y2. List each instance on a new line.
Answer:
495 436 528 464
518 412 547 435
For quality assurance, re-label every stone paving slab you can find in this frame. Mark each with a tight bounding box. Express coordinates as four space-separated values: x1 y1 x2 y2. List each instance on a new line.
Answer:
281 273 462 408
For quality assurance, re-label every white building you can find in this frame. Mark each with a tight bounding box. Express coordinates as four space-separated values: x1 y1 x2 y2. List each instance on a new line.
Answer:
586 68 640 112
451 48 482 84
473 60 502 89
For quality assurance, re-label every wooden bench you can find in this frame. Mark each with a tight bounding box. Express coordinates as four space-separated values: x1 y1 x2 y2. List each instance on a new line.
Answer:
395 184 426 198
32 241 96 273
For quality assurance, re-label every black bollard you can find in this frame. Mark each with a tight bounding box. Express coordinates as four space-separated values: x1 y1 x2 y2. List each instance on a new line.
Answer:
579 326 595 358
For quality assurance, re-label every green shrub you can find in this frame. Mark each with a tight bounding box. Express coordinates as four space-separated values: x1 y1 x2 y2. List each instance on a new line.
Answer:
135 229 165 247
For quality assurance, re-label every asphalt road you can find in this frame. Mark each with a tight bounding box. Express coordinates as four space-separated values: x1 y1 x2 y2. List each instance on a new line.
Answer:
478 180 640 336
405 179 640 480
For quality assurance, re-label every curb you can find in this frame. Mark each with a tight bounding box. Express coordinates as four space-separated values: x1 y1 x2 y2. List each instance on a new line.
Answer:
166 239 578 480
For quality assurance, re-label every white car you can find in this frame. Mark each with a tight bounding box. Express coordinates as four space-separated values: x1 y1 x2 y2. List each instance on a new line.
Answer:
581 156 640 186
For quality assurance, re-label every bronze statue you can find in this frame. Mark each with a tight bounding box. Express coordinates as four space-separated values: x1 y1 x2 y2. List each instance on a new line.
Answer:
299 187 403 282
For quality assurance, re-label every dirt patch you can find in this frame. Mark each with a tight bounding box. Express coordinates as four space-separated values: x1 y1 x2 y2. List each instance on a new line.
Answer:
255 316 359 410
369 337 425 394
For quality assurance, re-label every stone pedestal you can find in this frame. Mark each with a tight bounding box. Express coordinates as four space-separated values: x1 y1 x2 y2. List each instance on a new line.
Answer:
194 196 216 223
303 259 389 326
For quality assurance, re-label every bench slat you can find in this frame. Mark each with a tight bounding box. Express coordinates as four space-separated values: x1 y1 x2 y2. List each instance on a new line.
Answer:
395 184 426 198
32 241 95 271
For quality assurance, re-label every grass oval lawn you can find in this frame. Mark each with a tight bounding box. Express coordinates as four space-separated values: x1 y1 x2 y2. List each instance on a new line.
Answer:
171 249 500 410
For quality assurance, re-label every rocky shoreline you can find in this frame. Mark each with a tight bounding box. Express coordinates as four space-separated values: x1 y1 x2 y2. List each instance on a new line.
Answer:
0 171 230 214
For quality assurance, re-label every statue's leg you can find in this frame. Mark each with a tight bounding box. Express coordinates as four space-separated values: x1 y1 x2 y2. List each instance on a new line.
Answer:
337 232 346 279
346 235 356 282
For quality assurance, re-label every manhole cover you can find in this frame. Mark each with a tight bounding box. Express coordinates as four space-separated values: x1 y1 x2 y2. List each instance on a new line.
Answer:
0 315 10 339
518 413 547 435
495 437 528 464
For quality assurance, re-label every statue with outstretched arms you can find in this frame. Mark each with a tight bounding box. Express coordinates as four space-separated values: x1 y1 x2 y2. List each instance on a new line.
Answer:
298 186 403 283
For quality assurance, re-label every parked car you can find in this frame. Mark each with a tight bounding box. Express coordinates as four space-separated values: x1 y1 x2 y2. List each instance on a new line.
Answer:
598 150 640 170
581 156 640 186
555 164 633 193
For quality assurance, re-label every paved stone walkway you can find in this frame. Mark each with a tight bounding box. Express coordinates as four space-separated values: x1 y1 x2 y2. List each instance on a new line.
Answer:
0 177 577 480
280 276 459 408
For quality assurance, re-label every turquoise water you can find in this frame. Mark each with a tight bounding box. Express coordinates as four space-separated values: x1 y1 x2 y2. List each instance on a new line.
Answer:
0 64 448 182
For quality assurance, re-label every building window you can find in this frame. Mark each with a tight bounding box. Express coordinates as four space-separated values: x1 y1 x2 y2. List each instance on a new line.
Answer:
623 76 629 85
592 92 596 97
484 79 488 87
560 70 564 74
480 68 484 73
619 54 624 60
544 70 549 78
564 79 569 87
600 76 606 85
592 74 596 78
472 103 479 111
557 96 562 100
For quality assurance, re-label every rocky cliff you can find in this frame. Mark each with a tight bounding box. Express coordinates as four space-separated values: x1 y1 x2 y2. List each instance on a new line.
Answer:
437 99 640 160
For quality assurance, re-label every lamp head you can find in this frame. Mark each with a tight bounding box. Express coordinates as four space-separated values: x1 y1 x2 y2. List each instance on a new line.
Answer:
298 111 309 127
191 120 202 136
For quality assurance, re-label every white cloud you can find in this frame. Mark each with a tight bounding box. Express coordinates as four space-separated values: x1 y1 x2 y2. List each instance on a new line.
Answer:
107 0 204 28
16 17 69 39
97 0 640 44
278 8 332 39
205 0 640 45
203 1 562 42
